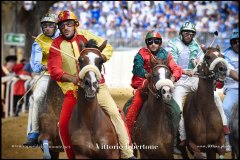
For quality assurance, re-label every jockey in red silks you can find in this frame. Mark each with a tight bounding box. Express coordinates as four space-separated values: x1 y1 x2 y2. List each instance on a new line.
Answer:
48 10 136 159
125 30 182 154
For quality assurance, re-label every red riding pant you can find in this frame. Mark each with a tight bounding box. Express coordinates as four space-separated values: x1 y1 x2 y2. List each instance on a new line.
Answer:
59 90 77 159
125 89 143 135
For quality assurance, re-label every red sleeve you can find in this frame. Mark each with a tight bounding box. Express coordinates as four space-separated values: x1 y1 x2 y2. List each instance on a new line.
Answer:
167 53 182 81
48 39 64 81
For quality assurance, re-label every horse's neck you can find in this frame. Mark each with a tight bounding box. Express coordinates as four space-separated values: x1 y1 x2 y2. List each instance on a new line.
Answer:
77 88 101 120
197 78 215 108
145 94 165 117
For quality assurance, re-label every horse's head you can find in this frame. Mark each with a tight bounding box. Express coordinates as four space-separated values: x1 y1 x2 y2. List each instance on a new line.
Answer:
148 55 174 102
78 39 107 100
199 45 228 83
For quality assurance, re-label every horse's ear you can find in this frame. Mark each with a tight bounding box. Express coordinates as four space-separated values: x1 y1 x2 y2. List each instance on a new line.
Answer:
79 40 85 51
99 40 107 52
216 45 221 52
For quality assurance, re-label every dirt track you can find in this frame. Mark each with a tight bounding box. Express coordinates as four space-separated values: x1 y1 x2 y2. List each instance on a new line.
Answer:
1 88 133 159
2 88 232 159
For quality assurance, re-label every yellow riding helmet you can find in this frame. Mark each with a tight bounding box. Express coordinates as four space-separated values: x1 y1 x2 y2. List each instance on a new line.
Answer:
41 13 57 24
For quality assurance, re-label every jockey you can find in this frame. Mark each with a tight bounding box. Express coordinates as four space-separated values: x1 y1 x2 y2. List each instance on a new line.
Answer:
222 29 239 151
125 30 182 154
165 21 230 146
47 10 136 159
23 13 59 146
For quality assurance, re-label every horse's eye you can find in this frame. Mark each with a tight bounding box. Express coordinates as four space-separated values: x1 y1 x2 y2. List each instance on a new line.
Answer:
205 56 210 60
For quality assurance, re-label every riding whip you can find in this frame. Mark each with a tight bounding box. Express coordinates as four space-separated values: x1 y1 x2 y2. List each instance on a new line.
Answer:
16 70 46 107
32 36 78 61
184 31 219 81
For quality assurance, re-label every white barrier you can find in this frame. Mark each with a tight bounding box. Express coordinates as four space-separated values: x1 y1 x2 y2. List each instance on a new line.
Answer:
3 78 33 118
104 48 139 88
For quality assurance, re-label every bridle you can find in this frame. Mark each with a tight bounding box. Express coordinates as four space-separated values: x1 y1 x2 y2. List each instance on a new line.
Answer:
198 48 227 80
148 64 171 99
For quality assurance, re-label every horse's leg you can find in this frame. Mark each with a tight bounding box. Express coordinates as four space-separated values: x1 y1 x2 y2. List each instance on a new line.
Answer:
206 149 216 159
231 152 235 159
188 140 206 159
217 135 226 159
179 146 189 159
49 150 60 159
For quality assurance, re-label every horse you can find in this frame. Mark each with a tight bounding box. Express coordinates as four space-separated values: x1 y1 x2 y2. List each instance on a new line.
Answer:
124 55 175 159
229 101 239 159
68 39 120 158
38 77 65 159
182 45 228 159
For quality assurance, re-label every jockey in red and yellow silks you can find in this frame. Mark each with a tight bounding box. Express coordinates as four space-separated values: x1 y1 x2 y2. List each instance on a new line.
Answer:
125 30 182 154
48 10 135 159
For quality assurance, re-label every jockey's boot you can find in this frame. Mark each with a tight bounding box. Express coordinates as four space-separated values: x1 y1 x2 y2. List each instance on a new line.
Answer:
173 137 181 155
166 98 182 154
225 135 232 152
125 89 143 135
223 125 230 135
23 138 38 146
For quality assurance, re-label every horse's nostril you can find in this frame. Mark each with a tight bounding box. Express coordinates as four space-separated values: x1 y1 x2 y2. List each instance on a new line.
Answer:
85 80 90 86
218 67 224 72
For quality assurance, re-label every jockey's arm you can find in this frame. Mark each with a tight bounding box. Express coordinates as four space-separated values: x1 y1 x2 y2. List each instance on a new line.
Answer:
61 73 78 85
167 53 182 82
132 54 147 78
30 41 45 73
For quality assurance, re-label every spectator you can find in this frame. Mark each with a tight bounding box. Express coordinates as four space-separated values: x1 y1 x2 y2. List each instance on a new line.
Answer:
1 55 17 117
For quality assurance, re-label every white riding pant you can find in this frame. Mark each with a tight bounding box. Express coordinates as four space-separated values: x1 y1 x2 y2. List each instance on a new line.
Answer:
172 77 228 141
27 75 50 136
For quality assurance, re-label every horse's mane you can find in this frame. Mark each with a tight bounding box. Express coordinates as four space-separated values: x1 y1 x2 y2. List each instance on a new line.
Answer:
85 39 99 49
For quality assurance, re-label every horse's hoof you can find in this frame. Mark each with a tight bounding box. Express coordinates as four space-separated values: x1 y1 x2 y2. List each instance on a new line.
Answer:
194 152 206 159
219 155 224 159
43 154 51 159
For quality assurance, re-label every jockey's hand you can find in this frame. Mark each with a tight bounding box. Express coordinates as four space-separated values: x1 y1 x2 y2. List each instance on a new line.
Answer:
145 73 150 79
42 65 48 71
183 70 194 77
170 76 176 83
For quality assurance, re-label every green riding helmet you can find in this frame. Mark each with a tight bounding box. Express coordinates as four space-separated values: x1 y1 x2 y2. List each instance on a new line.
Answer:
145 30 162 40
145 30 162 46
180 21 196 33
41 13 57 24
230 29 239 41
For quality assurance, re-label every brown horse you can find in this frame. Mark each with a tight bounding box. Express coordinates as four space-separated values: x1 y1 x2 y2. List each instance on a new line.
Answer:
38 77 64 159
68 39 120 158
124 56 175 159
183 45 228 159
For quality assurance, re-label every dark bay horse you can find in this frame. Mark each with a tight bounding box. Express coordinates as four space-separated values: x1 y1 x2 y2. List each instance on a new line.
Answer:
68 39 120 158
183 45 228 159
124 56 175 159
229 101 239 159
38 77 64 159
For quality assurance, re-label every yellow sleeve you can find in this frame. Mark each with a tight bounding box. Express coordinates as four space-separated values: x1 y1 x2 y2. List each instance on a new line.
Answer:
77 29 113 61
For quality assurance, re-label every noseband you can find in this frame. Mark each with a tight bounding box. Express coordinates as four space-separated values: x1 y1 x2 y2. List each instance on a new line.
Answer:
148 65 173 99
